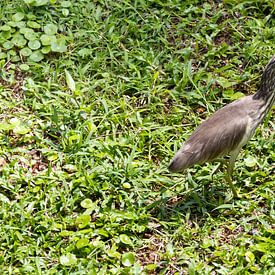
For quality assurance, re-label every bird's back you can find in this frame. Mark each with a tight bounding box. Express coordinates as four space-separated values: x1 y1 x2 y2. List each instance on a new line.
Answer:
168 95 264 172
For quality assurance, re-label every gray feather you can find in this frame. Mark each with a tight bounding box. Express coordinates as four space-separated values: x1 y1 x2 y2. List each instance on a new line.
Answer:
168 95 264 172
169 56 275 174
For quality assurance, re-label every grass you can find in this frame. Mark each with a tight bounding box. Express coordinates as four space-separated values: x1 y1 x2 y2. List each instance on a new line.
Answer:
0 0 274 273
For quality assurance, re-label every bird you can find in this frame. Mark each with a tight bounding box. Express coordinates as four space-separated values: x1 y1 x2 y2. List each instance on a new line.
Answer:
168 56 275 198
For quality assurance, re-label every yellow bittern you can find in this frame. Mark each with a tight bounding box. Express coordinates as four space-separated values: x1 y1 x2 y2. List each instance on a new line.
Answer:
168 56 275 197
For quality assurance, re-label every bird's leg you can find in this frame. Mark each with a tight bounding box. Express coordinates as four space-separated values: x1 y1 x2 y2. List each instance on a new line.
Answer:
226 151 239 198
215 158 227 166
226 162 238 198
210 158 226 181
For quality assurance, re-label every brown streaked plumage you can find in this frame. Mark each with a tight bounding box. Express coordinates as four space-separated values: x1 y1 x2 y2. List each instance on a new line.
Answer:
168 56 275 197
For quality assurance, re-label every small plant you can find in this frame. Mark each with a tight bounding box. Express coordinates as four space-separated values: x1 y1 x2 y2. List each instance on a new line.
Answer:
0 6 68 64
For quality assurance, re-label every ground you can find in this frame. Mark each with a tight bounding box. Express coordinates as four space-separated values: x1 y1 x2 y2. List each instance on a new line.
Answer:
0 0 274 274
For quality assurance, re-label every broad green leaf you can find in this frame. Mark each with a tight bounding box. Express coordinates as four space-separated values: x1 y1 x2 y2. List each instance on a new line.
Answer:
8 50 17 56
7 21 17 28
19 64 30 71
0 25 11 31
76 238 89 249
41 46 51 54
20 47 32 56
65 70 76 91
0 52 7 59
0 193 10 203
11 55 20 62
33 0 49 6
24 0 49 7
23 0 35 4
230 92 245 100
27 21 41 29
95 229 109 237
0 123 13 131
59 230 74 237
245 251 255 263
119 234 133 246
68 134 80 144
12 34 27 47
15 231 24 241
92 239 105 248
122 182 131 189
107 245 121 258
60 253 77 266
223 89 245 100
24 31 38 41
217 77 237 88
28 40 41 50
75 214 91 229
0 30 12 40
3 41 14 50
13 125 31 135
213 204 235 211
62 9 70 17
121 252 135 267
44 24 58 35
51 38 67 53
10 117 21 126
252 243 270 252
47 152 58 161
107 249 121 258
145 264 158 271
80 198 93 209
26 10 36 17
78 48 91 57
20 27 34 35
29 51 44 62
166 242 174 257
40 34 56 45
61 1 71 7
12 12 25 22
244 156 257 167
15 21 26 28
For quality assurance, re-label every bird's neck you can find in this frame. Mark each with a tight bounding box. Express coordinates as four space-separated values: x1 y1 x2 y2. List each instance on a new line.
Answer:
253 58 275 103
252 58 275 125
251 83 274 128
253 85 275 103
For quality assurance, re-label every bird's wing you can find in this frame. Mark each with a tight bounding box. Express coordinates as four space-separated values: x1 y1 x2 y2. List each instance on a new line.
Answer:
169 96 261 172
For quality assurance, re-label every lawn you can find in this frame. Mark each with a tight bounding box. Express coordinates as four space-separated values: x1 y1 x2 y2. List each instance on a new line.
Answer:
0 0 274 274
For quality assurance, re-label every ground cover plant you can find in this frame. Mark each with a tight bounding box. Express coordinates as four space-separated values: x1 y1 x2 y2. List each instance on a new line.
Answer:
0 0 274 273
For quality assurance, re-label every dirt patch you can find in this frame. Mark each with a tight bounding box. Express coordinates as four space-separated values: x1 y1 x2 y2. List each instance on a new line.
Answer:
0 61 28 100
0 148 48 176
213 31 233 46
136 234 165 273
218 225 244 245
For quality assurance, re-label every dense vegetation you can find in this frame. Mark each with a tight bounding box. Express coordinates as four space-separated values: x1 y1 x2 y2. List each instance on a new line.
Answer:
0 0 274 273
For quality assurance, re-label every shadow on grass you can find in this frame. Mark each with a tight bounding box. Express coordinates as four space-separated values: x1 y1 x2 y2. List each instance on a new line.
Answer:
144 178 242 225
